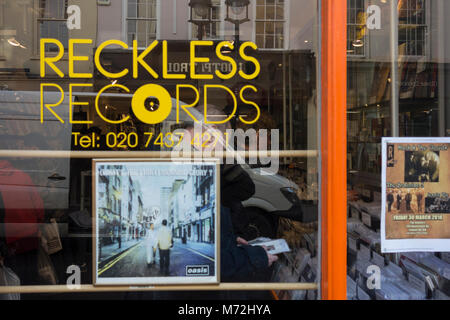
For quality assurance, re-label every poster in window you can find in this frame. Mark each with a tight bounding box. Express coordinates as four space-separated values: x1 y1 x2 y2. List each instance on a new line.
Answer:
381 138 450 252
93 159 220 285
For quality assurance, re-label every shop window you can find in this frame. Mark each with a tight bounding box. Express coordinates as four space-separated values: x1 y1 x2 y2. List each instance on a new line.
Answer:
37 0 69 52
126 0 158 47
190 0 223 40
0 0 321 298
255 0 286 49
398 0 427 57
347 0 366 57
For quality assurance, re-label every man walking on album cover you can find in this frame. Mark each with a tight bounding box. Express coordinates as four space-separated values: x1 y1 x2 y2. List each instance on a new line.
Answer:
157 220 172 276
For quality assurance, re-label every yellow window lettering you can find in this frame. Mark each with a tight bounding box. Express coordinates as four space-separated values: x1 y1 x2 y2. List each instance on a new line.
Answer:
40 39 65 78
176 85 200 123
190 41 214 80
95 40 129 78
133 40 159 79
239 85 261 124
163 41 186 79
68 39 93 78
40 83 65 123
204 85 236 124
239 42 261 80
215 42 237 80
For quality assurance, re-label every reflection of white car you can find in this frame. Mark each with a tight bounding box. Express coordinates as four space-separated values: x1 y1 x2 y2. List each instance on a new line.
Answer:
0 91 315 234
0 91 72 210
241 165 310 237
165 105 316 238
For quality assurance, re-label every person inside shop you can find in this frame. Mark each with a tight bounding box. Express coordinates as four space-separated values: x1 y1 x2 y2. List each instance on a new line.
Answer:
146 223 157 266
124 105 279 300
0 137 45 286
176 104 252 239
220 168 278 282
157 219 172 276
177 104 279 281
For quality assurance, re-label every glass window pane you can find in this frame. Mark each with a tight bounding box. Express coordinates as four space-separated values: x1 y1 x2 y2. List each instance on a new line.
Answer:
137 20 146 36
128 20 136 33
0 0 321 300
137 3 147 18
40 20 68 49
255 22 264 34
147 21 156 37
265 35 274 48
266 5 275 20
211 7 219 20
256 5 265 19
128 1 137 18
255 34 264 48
276 5 284 20
347 0 450 301
275 35 284 48
265 21 274 34
275 22 283 35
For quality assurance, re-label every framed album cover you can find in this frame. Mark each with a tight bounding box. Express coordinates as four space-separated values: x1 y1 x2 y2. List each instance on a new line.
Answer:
92 159 220 285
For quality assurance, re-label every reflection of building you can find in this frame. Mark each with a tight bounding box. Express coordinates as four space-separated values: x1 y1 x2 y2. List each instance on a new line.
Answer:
0 0 320 156
169 180 185 235
97 166 144 246
96 0 314 49
92 0 317 153
347 0 450 189
194 165 215 244
170 176 195 241
98 165 123 246
120 173 144 240
169 167 215 244
0 0 97 90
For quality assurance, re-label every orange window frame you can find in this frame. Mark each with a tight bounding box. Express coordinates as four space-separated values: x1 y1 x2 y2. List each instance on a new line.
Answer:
320 0 347 300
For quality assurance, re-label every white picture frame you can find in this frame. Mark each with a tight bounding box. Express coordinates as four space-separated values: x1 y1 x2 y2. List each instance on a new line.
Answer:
92 158 220 285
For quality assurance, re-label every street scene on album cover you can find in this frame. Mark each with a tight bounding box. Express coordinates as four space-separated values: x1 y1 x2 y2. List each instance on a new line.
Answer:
94 162 217 283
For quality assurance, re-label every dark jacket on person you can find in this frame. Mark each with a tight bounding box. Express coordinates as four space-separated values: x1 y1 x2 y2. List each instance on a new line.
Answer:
220 164 268 281
220 164 255 238
220 206 268 282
